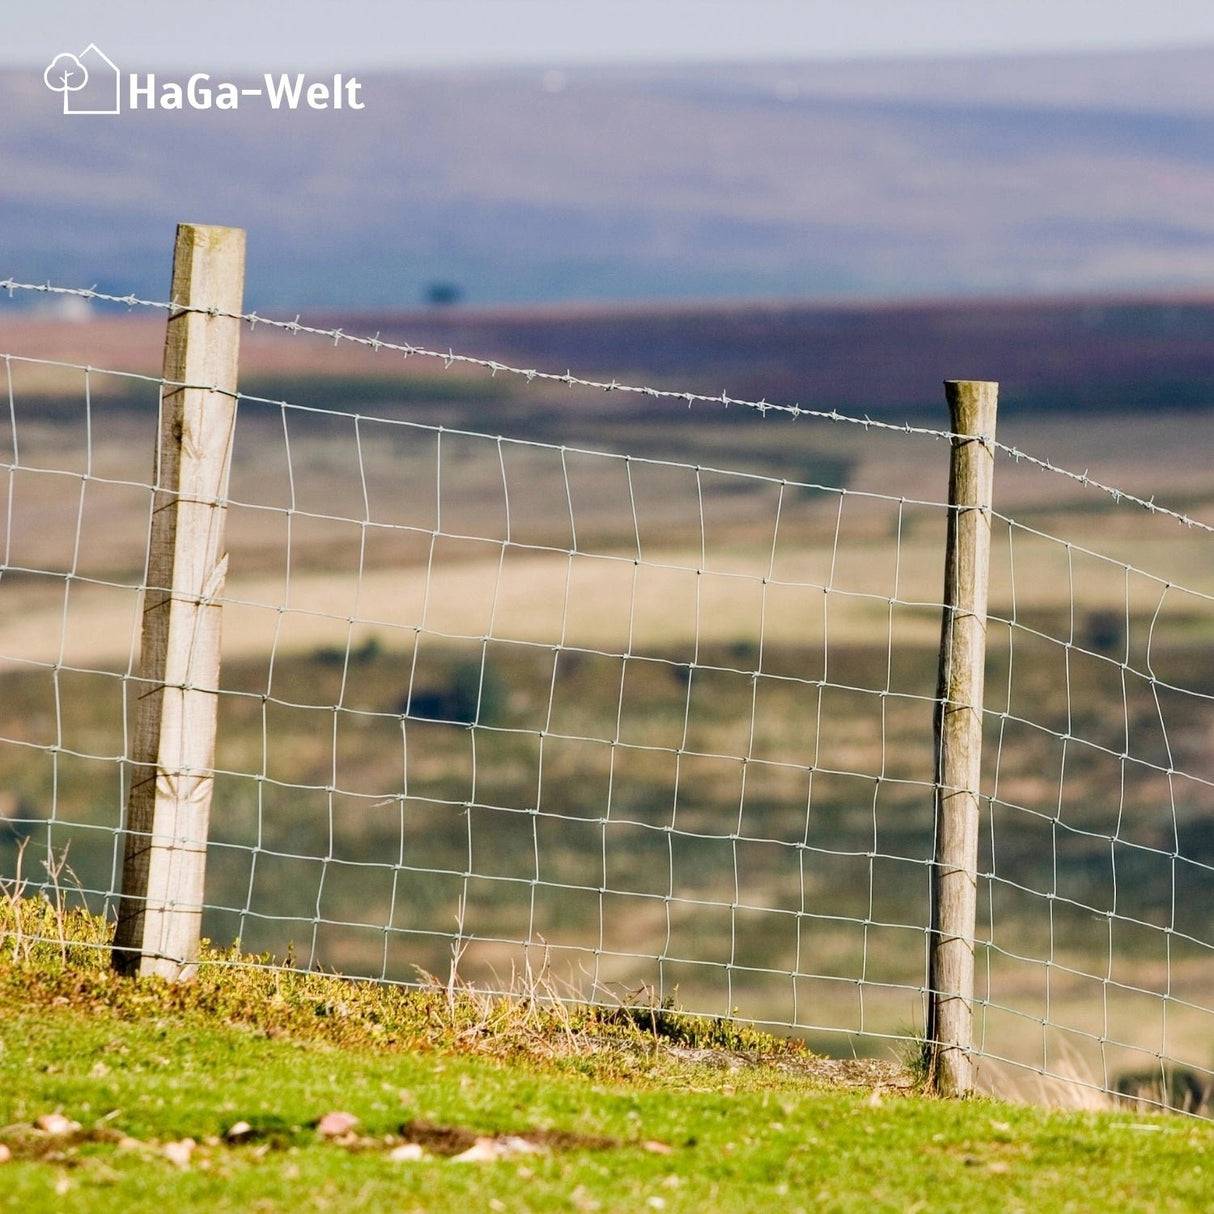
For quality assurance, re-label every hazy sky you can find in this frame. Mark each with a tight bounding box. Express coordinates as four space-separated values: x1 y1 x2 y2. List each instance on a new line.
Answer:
5 0 1214 69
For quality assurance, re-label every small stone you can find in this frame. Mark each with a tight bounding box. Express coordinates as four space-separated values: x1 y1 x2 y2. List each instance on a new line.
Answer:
36 1113 79 1136
497 1136 540 1157
642 1140 673 1155
163 1138 195 1168
388 1143 426 1162
316 1111 359 1139
225 1121 253 1142
0 1144 11 1163
451 1137 505 1162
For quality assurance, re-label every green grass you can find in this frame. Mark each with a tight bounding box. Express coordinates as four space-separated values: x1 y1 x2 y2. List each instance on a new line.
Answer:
1 898 1213 1212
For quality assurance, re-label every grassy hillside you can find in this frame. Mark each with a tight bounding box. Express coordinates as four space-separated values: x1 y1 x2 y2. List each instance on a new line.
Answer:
1 896 1213 1212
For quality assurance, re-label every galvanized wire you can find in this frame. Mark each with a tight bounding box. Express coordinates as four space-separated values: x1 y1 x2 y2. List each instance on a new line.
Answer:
2 278 1213 1116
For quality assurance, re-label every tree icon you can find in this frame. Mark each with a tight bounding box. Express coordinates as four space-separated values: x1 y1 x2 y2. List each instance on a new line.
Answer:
44 54 89 110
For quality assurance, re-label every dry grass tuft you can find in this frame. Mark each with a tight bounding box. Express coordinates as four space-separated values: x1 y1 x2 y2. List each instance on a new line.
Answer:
0 888 827 1087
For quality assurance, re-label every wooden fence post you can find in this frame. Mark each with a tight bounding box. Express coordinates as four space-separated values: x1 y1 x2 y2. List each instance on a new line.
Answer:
112 223 246 979
927 379 998 1095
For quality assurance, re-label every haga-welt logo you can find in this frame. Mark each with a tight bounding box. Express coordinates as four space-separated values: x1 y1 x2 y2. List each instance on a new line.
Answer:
44 44 366 113
44 44 120 114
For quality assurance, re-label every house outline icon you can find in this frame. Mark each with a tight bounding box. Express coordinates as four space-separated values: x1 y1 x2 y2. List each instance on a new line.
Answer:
65 43 121 114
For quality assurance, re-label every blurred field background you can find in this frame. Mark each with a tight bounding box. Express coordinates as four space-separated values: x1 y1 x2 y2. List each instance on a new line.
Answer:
3 297 1214 1098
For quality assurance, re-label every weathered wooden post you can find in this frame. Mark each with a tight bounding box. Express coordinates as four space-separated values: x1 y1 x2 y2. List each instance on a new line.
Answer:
112 223 245 979
927 379 997 1095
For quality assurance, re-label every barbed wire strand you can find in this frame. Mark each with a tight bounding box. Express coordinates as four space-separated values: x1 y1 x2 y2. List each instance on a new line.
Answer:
3 278 1211 536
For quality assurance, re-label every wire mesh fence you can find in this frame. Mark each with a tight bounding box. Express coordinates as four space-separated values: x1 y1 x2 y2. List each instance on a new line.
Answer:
976 515 1214 1109
2 271 1213 1116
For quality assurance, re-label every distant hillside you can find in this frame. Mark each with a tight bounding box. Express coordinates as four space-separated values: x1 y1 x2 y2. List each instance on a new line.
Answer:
5 48 1214 309
9 292 1214 421
287 293 1214 419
